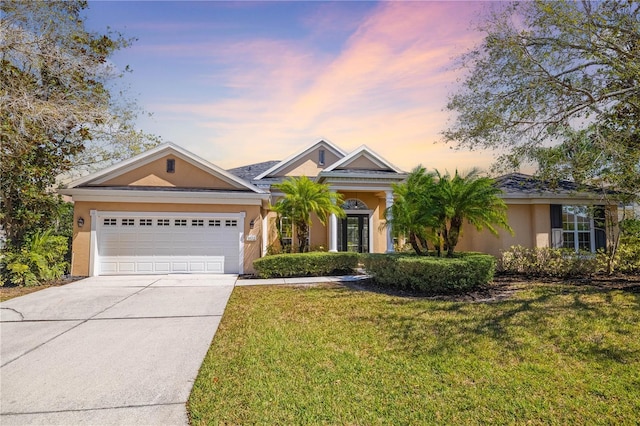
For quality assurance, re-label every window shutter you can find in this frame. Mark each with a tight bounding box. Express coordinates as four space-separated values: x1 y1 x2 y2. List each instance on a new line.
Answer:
550 204 562 228
594 205 607 251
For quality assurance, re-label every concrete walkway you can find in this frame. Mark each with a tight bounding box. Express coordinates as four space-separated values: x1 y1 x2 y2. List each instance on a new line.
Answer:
0 274 236 425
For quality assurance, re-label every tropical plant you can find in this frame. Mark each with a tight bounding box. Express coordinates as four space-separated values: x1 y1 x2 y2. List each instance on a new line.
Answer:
272 176 345 253
386 168 512 257
1 230 68 286
437 169 512 256
385 166 440 255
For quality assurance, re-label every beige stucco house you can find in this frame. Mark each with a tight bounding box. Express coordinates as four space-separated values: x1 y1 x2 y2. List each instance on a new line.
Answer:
60 140 614 277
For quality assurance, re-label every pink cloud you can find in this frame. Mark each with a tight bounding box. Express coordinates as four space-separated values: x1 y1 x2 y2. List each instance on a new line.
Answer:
145 2 492 173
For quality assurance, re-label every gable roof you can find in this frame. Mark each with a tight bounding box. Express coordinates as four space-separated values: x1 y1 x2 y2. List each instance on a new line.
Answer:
65 142 265 193
253 139 346 180
323 145 403 173
227 160 280 181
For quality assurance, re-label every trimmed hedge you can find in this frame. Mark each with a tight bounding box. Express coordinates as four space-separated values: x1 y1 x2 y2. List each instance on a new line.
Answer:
253 252 359 278
499 246 597 278
362 253 496 294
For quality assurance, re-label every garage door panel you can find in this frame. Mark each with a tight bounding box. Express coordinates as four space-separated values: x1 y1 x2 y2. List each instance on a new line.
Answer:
97 213 242 275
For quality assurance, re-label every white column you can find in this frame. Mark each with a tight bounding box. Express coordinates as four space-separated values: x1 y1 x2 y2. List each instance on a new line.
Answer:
329 213 338 252
385 190 395 253
262 215 269 256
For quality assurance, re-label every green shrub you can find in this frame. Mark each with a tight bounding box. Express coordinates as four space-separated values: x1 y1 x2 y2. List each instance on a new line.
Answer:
1 230 69 287
362 253 495 294
253 252 359 278
500 246 597 277
596 242 640 274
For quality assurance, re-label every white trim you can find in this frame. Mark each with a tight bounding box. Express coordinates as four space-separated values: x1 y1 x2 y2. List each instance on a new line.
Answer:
329 213 338 252
59 188 268 205
90 210 98 277
341 209 373 253
239 211 246 274
262 215 268 257
65 142 265 194
324 145 403 173
93 211 246 219
253 139 347 180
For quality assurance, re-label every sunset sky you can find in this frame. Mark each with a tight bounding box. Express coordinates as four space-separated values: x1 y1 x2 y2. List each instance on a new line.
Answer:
85 1 501 173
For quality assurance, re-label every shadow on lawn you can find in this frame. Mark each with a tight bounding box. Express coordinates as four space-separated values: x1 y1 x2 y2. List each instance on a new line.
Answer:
341 280 640 365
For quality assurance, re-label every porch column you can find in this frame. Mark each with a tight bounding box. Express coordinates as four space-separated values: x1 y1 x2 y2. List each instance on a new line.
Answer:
329 213 338 252
385 190 395 253
262 215 268 256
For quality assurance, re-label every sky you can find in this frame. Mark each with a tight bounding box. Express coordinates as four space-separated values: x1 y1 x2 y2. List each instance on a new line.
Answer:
85 1 500 173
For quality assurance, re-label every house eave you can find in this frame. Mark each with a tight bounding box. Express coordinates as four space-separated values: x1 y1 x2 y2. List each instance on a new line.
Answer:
58 188 269 206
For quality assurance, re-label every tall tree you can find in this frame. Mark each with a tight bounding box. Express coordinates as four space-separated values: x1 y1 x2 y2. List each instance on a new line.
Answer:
443 1 639 197
1 0 159 247
435 169 512 257
272 176 345 253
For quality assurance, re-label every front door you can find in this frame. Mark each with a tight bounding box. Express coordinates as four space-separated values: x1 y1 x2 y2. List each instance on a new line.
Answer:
338 214 369 253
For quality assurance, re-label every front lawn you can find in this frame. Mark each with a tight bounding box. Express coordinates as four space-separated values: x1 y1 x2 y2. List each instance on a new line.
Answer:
188 280 640 424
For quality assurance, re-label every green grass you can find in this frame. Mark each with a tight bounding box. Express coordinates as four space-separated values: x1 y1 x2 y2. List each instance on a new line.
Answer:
188 282 640 425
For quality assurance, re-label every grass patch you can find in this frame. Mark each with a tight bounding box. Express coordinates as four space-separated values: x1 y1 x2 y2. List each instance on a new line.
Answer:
188 282 640 425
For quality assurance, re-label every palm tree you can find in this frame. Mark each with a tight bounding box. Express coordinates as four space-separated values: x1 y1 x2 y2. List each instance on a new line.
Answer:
436 169 512 257
272 176 345 253
385 166 440 255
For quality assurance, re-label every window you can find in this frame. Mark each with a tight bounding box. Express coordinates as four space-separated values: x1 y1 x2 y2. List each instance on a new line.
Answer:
121 219 135 226
139 219 153 226
157 219 170 226
103 218 117 226
318 149 325 165
209 219 221 227
166 158 175 173
192 219 204 227
562 206 594 252
225 219 237 227
174 219 187 227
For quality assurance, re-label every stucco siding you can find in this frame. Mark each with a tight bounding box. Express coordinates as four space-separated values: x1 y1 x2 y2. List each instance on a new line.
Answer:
336 156 382 171
98 155 238 190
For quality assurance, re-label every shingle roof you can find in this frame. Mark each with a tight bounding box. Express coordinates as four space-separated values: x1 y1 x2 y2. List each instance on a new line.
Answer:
227 160 280 181
495 172 602 195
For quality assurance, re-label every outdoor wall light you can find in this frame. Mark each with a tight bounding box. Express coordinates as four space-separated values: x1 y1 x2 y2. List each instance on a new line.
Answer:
77 217 85 227
250 219 255 229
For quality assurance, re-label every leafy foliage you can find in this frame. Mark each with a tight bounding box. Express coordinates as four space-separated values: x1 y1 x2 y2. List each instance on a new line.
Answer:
500 246 598 278
272 176 345 253
1 0 159 247
363 253 496 294
387 167 512 256
253 252 359 278
444 1 640 198
1 230 68 286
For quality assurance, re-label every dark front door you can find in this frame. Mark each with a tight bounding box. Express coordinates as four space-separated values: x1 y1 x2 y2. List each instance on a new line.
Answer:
338 214 369 253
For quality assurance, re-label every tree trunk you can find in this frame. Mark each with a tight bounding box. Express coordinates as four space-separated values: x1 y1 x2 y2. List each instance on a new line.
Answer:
446 217 462 257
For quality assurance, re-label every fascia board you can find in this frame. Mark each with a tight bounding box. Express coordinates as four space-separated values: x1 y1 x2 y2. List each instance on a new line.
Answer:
324 145 404 173
253 138 347 180
59 188 268 205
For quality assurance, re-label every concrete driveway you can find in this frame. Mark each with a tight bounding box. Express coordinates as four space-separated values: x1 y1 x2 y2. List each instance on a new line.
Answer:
0 274 237 425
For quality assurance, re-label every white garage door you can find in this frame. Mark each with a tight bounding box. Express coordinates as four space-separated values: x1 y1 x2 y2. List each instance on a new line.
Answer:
96 213 243 275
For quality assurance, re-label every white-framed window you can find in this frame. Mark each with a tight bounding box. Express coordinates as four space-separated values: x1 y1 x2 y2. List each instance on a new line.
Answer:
280 216 293 251
139 219 153 226
174 219 187 227
192 219 204 227
562 205 595 252
121 218 135 226
225 219 237 227
157 219 170 226
209 219 221 227
103 218 117 226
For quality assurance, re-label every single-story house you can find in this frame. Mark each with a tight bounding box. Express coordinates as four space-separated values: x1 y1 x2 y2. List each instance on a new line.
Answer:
59 140 615 276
